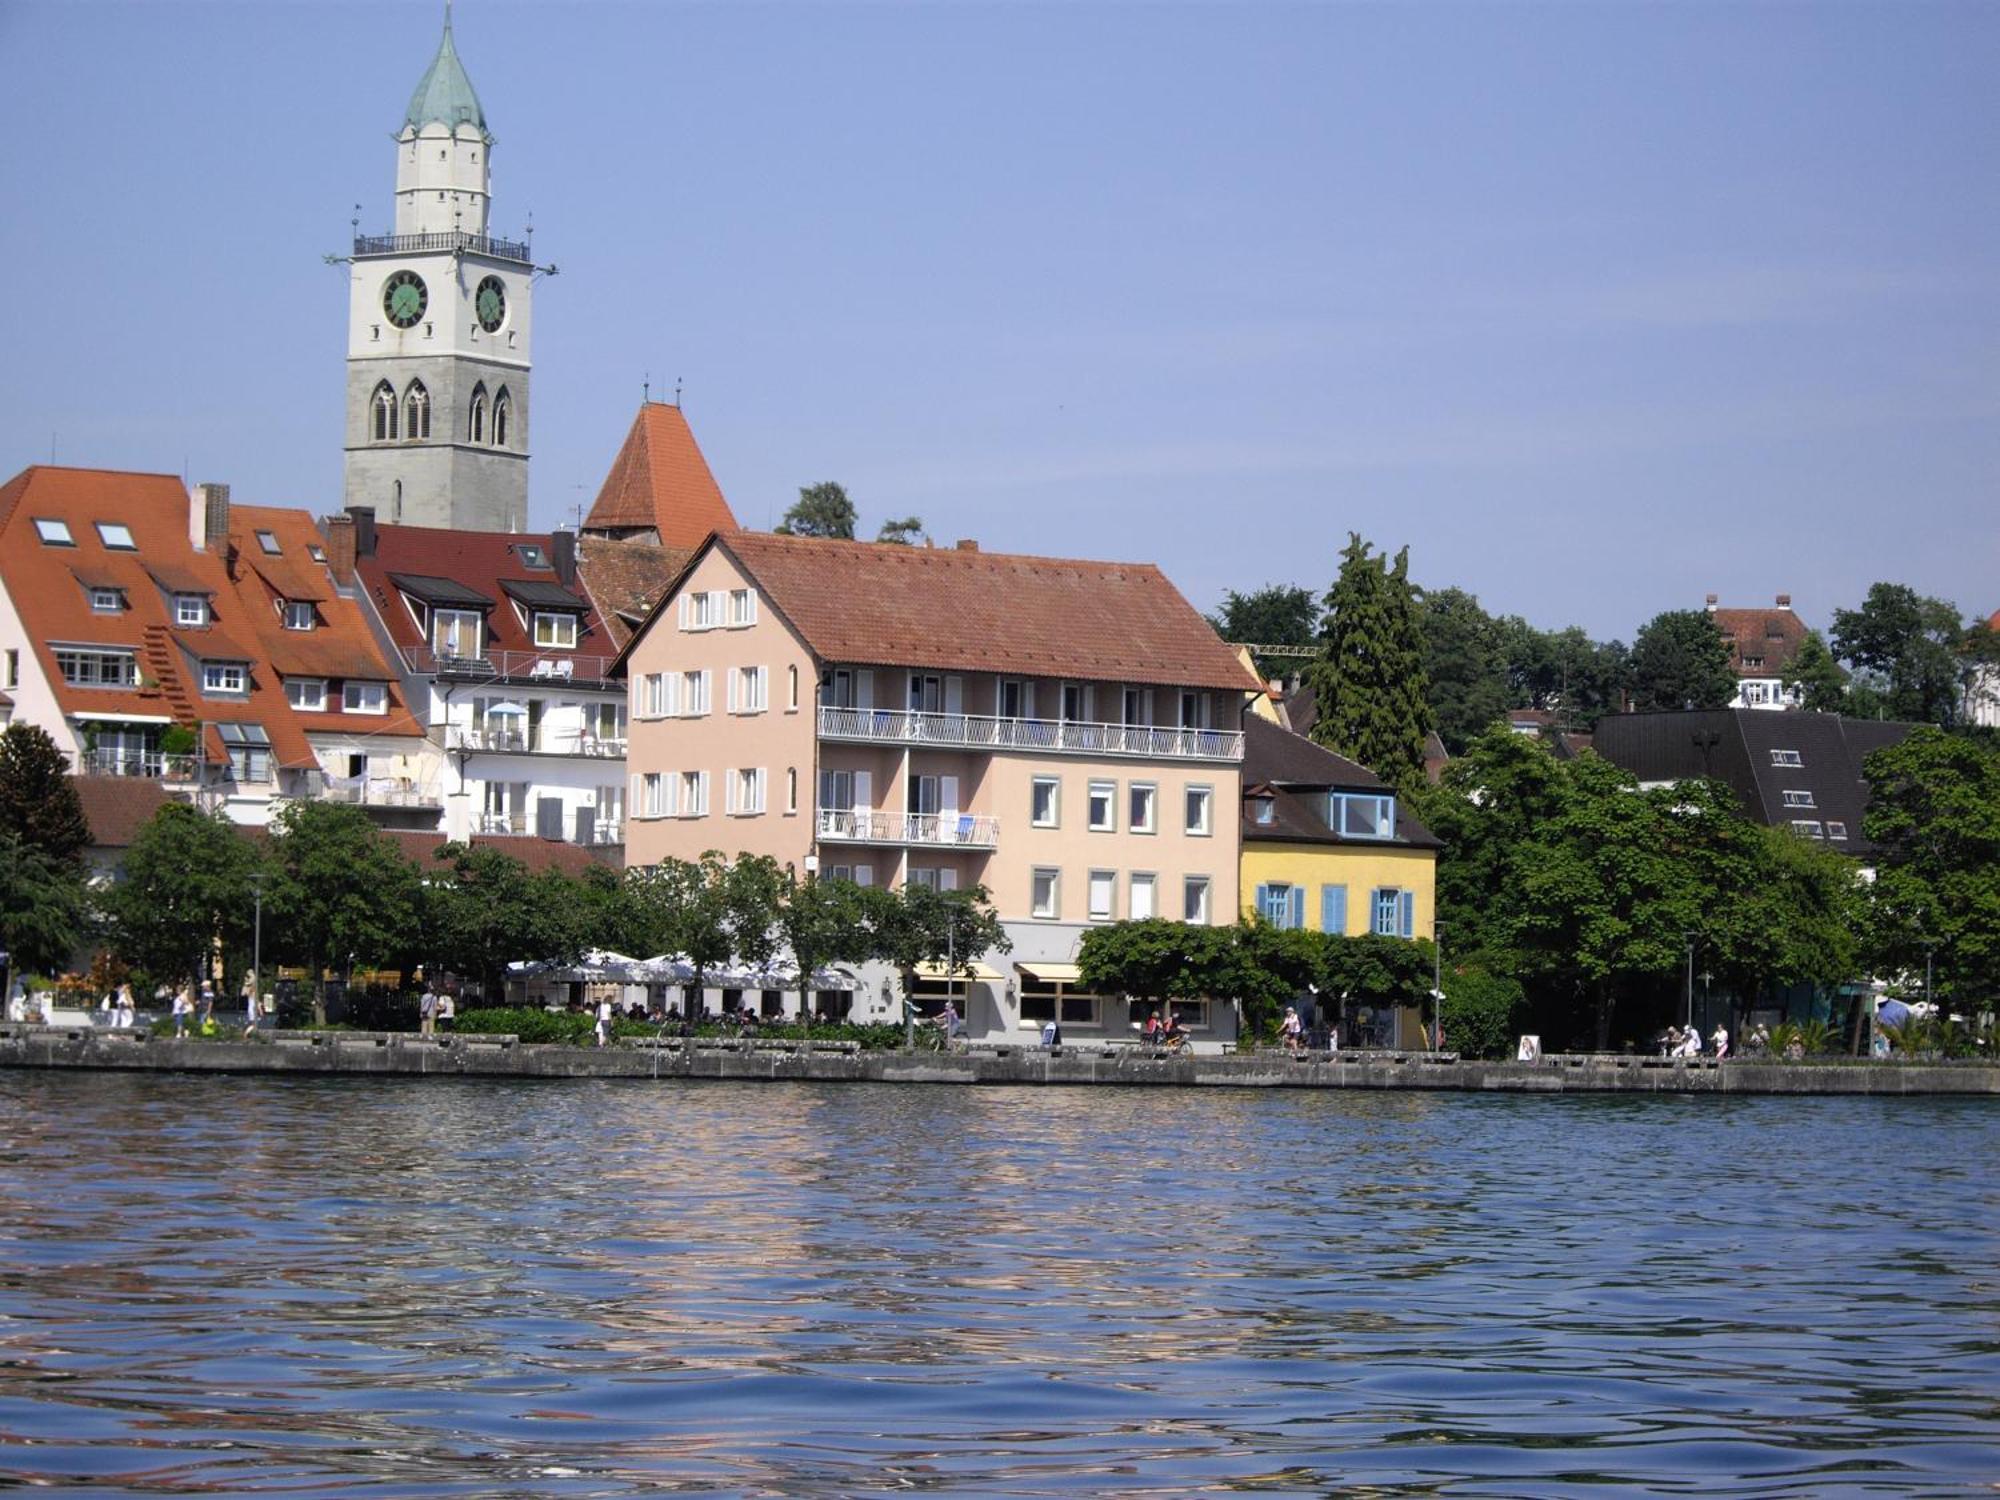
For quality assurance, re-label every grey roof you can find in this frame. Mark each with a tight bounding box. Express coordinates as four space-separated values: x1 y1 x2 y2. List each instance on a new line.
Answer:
388 571 494 608
1243 715 1386 791
499 578 588 611
404 16 487 135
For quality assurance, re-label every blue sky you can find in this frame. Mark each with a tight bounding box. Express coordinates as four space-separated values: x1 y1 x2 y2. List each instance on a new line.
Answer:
1 0 1993 640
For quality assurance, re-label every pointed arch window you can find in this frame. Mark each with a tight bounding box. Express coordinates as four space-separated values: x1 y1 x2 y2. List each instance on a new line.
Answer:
404 380 431 440
469 382 488 444
493 387 512 447
372 381 398 442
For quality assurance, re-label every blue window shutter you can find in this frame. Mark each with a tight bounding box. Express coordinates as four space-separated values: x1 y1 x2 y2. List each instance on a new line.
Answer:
1321 884 1347 934
1288 886 1306 929
1400 890 1415 939
1254 884 1270 922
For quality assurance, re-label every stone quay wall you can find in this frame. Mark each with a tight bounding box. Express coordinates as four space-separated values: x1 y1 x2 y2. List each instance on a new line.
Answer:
3 1027 1997 1095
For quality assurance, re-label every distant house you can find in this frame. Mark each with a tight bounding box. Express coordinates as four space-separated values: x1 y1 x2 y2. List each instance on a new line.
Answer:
1592 708 1916 859
1706 593 1809 710
1970 607 2000 730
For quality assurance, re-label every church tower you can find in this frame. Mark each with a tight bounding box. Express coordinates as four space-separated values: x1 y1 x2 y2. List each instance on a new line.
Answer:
341 10 535 533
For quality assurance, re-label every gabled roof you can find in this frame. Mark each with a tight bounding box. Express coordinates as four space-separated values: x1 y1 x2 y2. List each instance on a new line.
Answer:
1710 597 1808 679
582 403 738 547
1242 715 1386 790
626 531 1261 694
1239 719 1440 849
575 535 692 649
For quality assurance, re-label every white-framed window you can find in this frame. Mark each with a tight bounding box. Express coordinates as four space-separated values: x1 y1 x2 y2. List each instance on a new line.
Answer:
1770 749 1804 767
637 672 671 719
1128 782 1157 834
681 669 711 716
33 518 73 546
1329 793 1397 840
1031 776 1060 828
787 665 800 712
1371 887 1415 937
255 529 282 554
998 678 1030 719
88 587 122 613
680 770 709 816
175 593 209 627
1088 780 1115 832
1790 819 1824 838
282 600 316 631
727 767 767 815
432 608 482 659
1826 821 1848 840
638 771 669 819
729 588 757 627
533 611 578 648
786 766 798 815
307 544 325 563
286 677 327 712
1031 867 1060 920
1781 789 1816 808
342 680 387 715
53 647 138 687
731 665 768 713
1061 681 1089 722
1088 869 1116 921
95 522 135 550
1184 875 1211 925
202 661 248 696
219 722 272 782
681 590 723 630
1258 882 1306 928
1129 873 1156 920
1185 784 1213 835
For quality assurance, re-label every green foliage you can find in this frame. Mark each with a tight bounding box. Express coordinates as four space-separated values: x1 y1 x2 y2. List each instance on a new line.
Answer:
875 516 926 545
158 723 198 757
1209 584 1320 679
455 1005 600 1044
1832 583 1968 725
1784 630 1848 713
1438 957 1524 1059
0 829 89 978
0 724 91 868
622 853 785 994
775 481 858 539
1499 619 1629 727
102 803 259 994
867 881 1011 1021
1627 609 1736 712
1421 586 1510 753
1303 534 1433 795
421 842 595 997
263 800 421 1024
1861 727 2000 1005
1078 919 1238 1004
775 871 878 1006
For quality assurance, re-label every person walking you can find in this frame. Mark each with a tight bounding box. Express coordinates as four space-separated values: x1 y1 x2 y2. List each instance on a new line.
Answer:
171 984 193 1039
418 981 437 1038
113 982 135 1031
595 995 614 1048
436 988 455 1034
1281 1005 1303 1053
242 975 261 1037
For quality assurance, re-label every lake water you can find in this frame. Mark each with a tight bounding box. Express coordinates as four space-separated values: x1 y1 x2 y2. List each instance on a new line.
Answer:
1 1075 1995 1496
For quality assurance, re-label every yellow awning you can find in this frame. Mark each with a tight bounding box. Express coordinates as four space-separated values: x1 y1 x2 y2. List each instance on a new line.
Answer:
912 961 1005 982
1017 961 1084 984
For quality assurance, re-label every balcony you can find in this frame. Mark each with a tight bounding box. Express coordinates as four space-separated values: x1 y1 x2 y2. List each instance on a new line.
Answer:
352 229 531 264
444 726 627 759
80 749 197 780
817 706 1244 762
817 808 1000 850
407 646 618 688
314 780 442 810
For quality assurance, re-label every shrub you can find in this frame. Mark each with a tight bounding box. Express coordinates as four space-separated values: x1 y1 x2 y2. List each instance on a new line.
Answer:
1439 959 1524 1059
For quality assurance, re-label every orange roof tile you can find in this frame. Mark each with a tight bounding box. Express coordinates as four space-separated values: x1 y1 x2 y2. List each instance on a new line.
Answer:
1711 600 1807 679
575 535 693 649
582 403 738 547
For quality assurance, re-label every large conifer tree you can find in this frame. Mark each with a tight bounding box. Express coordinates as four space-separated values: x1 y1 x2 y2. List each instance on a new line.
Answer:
0 724 91 868
1304 534 1433 794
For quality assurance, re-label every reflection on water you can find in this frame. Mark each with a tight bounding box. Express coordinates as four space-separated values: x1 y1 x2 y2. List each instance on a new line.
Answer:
1 1076 1996 1495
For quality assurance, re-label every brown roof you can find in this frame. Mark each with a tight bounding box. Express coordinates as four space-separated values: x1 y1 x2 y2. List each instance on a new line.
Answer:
575 535 693 649
1710 598 1807 679
1242 715 1386 790
69 775 171 849
648 531 1261 693
582 403 738 547
383 831 620 877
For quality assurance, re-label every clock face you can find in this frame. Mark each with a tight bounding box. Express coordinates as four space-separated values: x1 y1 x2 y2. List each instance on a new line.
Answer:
383 270 428 329
475 276 507 333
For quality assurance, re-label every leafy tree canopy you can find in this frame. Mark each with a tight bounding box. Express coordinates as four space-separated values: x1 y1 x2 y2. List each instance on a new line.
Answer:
264 800 421 1023
1784 629 1849 714
1627 608 1736 712
775 481 858 540
1500 619 1629 727
1421 586 1510 752
0 830 88 979
1832 583 1969 725
0 725 91 868
1208 584 1320 681
876 516 927 546
102 803 258 993
1303 534 1433 795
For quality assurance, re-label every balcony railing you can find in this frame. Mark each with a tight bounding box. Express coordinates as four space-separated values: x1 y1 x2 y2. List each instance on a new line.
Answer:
816 808 1000 849
817 706 1244 762
444 726 627 759
314 780 442 810
352 229 532 264
408 646 618 687
80 749 197 780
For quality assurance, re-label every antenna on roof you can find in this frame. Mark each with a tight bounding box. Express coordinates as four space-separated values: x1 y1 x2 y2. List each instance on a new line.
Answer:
674 377 683 408
643 371 650 403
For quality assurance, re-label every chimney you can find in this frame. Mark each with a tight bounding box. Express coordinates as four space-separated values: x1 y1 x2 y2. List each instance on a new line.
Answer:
325 513 357 583
348 505 377 560
1705 593 1719 612
190 482 230 553
1775 593 1792 608
551 529 577 585
955 538 980 552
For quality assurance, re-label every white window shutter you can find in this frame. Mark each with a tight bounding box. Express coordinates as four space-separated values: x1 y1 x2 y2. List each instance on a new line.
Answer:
855 770 872 811
664 673 680 717
630 772 642 815
1022 681 1036 719
941 775 959 818
663 773 678 818
725 768 739 814
945 675 963 715
856 670 873 710
678 594 689 629
697 771 709 815
726 668 739 713
754 768 767 813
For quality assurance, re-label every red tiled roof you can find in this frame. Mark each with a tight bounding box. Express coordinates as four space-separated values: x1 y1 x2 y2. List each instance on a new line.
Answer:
582 403 738 546
69 775 171 849
639 532 1261 693
1711 601 1807 679
383 831 619 877
575 535 693 649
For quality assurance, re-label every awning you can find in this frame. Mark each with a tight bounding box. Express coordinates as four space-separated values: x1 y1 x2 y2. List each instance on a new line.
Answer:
1017 961 1085 984
388 572 495 608
145 563 214 595
67 565 128 591
500 578 588 610
251 560 328 603
912 960 1005 982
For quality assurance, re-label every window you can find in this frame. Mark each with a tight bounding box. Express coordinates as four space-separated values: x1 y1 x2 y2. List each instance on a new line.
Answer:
307 544 326 563
1330 793 1396 840
372 381 398 441
1129 873 1156 920
1088 780 1115 832
255 529 283 555
908 867 943 893
95 522 135 550
639 772 668 819
1371 887 1415 938
1781 790 1816 808
1088 870 1116 921
1183 876 1211 925
218 722 271 783
1770 749 1803 767
1178 690 1209 728
1031 868 1060 920
1185 785 1213 835
1321 885 1350 934
1249 794 1276 826
34 518 74 546
1790 819 1823 838
432 608 482 659
89 587 122 613
4 649 15 689
637 672 670 719
1742 655 1764 671
682 591 722 630
681 669 711 716
175 592 208 628
819 768 855 812
728 767 767 815
1826 821 1848 841
282 600 316 631
909 673 944 712
1257 883 1305 928
54 647 138 687
286 677 327 712
787 664 799 712
1121 686 1151 725
1061 682 1087 722
786 766 798 815
732 666 768 713
999 678 1030 719
680 770 709 816
469 383 487 443
514 543 548 570
1128 782 1157 834
202 661 248 696
533 611 578 648
1031 776 1060 828
342 680 387 714
493 387 511 446
729 588 756 626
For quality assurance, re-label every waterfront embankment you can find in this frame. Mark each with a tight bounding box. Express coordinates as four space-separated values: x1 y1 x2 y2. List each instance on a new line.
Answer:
3 1025 1995 1094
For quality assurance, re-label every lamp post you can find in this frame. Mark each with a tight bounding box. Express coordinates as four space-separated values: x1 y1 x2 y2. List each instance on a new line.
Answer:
1430 921 1446 1051
1683 933 1696 1031
248 871 265 1016
1921 936 1939 1016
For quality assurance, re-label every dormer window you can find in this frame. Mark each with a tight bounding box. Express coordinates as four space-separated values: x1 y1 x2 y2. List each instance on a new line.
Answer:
1329 792 1396 840
255 530 282 555
282 600 317 631
1770 749 1803 767
202 661 248 697
88 587 124 614
514 543 549 570
532 611 578 649
34 518 73 546
1248 792 1276 827
342 680 387 715
431 607 482 660
174 593 209 628
95 522 136 550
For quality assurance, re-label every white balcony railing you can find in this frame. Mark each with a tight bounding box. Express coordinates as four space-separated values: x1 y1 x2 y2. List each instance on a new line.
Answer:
817 808 1000 849
316 780 442 809
817 706 1243 761
444 726 627 758
81 748 198 780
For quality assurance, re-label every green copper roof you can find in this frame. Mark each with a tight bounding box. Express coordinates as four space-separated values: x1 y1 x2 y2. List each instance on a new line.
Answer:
404 14 487 134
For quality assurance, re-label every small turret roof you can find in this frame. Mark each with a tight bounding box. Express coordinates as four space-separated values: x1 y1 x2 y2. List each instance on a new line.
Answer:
404 12 487 135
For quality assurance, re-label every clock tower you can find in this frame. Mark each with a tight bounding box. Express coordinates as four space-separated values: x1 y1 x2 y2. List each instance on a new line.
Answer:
341 10 537 533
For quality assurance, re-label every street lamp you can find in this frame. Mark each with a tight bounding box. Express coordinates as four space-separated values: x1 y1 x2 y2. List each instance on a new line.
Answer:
1430 921 1446 1051
248 870 265 1029
1921 936 1939 1015
1683 933 1696 1030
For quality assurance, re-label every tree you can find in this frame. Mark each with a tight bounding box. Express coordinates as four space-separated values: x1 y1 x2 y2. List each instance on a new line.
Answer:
1627 609 1736 712
624 854 784 1023
421 843 592 1000
1207 584 1320 680
0 830 88 981
1501 619 1629 726
263 800 421 1025
1861 727 2000 1007
1078 918 1237 1006
875 516 926 546
1421 586 1510 752
1302 535 1433 794
1832 583 1968 725
773 870 876 1016
0 725 90 868
864 881 1008 1036
775 482 857 539
102 803 258 995
1784 629 1848 713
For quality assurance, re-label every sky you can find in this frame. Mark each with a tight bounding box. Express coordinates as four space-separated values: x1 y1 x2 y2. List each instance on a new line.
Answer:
1 0 1994 641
